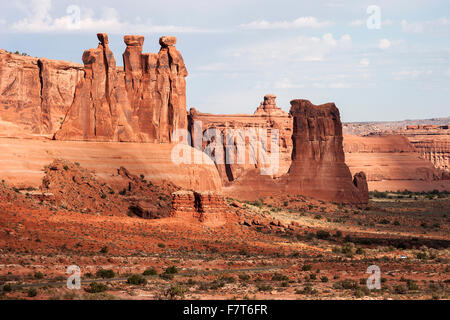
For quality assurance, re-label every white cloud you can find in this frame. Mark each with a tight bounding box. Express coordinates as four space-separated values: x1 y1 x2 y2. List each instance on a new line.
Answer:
447 68 450 76
392 69 433 80
401 17 450 34
378 38 391 50
228 33 351 65
359 58 370 67
9 0 215 34
329 82 352 89
274 78 304 89
240 16 333 30
349 19 392 27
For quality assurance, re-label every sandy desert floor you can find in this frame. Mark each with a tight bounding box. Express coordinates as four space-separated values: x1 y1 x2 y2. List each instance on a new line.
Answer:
0 168 448 300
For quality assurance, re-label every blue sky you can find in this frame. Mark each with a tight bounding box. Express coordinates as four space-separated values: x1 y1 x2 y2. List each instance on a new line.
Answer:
0 0 449 122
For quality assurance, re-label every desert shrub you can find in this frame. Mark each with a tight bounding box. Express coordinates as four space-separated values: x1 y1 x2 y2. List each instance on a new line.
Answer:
309 273 317 280
99 246 108 254
127 274 147 285
341 243 355 256
407 280 420 291
34 271 44 279
394 285 407 294
158 243 166 248
256 283 272 292
27 288 38 297
160 273 174 280
164 285 187 300
87 282 108 293
321 276 329 283
296 285 318 295
315 230 331 240
416 252 428 260
95 269 115 279
272 273 289 281
143 267 157 276
3 284 12 292
301 264 312 271
164 266 178 275
333 279 358 290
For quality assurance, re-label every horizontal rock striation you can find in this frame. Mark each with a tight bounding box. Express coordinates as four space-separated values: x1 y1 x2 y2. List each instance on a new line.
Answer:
171 191 227 221
188 94 293 184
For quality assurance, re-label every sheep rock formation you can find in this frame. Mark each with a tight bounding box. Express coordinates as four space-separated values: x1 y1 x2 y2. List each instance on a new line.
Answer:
285 99 368 204
53 33 188 142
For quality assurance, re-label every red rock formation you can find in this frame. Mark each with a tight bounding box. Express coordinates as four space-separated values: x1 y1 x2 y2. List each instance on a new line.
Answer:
396 127 450 173
188 95 293 184
222 99 369 205
55 33 139 142
0 50 83 135
171 190 227 221
344 134 450 191
123 35 188 143
54 33 188 143
285 99 368 204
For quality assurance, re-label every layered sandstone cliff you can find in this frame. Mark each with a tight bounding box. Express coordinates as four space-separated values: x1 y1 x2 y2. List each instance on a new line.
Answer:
55 33 188 142
397 126 450 173
344 134 450 191
222 99 369 204
0 50 83 135
188 94 293 184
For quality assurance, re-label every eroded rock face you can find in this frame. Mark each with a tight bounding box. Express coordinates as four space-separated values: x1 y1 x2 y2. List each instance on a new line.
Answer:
0 50 83 135
123 34 188 143
55 33 188 142
344 135 444 188
222 99 369 205
55 34 139 141
286 99 368 204
188 95 293 184
171 190 227 221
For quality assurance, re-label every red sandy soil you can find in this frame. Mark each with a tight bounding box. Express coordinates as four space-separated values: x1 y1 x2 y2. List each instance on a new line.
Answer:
0 162 448 300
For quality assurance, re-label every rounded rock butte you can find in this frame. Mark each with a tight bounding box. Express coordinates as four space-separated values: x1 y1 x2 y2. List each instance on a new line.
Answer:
124 35 145 47
159 36 177 47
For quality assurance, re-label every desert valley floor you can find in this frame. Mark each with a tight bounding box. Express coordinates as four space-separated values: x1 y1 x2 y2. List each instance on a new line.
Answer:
0 159 448 300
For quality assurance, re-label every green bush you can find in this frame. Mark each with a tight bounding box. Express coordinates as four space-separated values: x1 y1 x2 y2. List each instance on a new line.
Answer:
143 267 157 276
315 230 331 240
127 274 147 285
34 271 44 279
87 282 108 293
165 285 187 299
3 284 12 292
27 288 38 297
164 266 178 275
271 273 289 281
333 279 358 290
321 276 329 283
96 269 115 279
407 280 420 291
301 264 312 271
